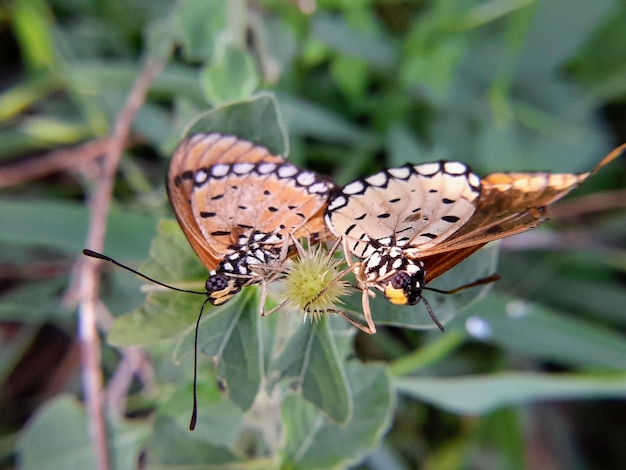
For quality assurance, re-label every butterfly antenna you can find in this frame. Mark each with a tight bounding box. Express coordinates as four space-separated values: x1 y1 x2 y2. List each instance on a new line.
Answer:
421 296 445 332
189 297 211 431
424 273 501 296
82 249 206 295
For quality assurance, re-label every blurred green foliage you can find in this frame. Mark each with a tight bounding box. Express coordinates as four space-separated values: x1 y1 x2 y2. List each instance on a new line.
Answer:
1 0 625 468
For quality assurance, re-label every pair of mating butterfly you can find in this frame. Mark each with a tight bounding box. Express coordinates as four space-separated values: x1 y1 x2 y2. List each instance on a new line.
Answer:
88 133 623 335
85 133 622 430
91 134 622 334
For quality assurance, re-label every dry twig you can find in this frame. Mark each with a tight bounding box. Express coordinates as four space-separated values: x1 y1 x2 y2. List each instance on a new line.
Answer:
76 59 164 470
0 136 138 188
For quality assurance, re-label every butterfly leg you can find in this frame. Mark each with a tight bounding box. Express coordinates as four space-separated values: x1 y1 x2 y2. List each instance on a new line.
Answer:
280 230 297 262
257 277 281 317
288 233 308 259
259 278 290 317
324 236 343 262
257 277 269 317
325 308 376 334
261 298 290 317
360 285 377 334
340 236 358 267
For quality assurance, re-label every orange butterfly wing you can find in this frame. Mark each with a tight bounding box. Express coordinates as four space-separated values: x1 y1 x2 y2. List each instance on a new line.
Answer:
167 133 334 272
418 143 625 282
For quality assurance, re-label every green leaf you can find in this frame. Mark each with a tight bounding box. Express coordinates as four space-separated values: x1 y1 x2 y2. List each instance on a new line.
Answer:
200 45 260 105
108 219 207 346
280 363 394 469
17 395 151 470
517 0 614 75
146 416 239 467
311 13 396 69
277 93 375 148
111 216 263 411
171 290 263 413
386 122 428 169
144 19 175 62
395 371 626 415
269 318 352 424
0 75 59 122
191 290 262 412
330 55 369 100
401 27 467 105
154 370 245 448
0 277 72 322
0 198 157 260
186 94 288 156
173 0 228 62
65 62 205 108
12 0 56 71
461 294 626 369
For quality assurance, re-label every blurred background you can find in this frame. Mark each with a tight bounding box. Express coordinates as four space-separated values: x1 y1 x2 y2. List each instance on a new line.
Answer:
1 0 625 468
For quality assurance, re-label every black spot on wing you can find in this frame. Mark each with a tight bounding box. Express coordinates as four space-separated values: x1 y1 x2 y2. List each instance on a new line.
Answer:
441 215 460 223
421 233 437 239
200 211 216 218
345 223 357 236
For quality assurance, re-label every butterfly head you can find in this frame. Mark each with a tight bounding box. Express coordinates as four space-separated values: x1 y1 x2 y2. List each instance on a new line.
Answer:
382 260 425 306
363 246 426 306
205 272 242 306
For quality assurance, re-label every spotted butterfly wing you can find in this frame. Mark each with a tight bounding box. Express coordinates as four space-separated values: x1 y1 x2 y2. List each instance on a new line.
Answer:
167 133 335 305
416 143 625 282
325 144 624 332
326 161 481 262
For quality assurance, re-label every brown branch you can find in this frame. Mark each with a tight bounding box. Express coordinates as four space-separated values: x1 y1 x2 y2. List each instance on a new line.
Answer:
75 58 164 470
95 300 157 417
106 346 157 416
0 136 138 188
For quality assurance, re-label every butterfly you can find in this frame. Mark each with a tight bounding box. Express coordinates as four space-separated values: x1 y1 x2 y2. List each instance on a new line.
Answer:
167 132 335 309
324 144 625 334
85 133 338 431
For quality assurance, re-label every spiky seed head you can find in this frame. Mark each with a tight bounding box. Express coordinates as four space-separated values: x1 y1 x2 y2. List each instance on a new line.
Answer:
280 244 350 322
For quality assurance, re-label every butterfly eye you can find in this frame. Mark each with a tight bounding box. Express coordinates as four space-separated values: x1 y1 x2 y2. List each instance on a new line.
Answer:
391 271 411 289
205 273 230 293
